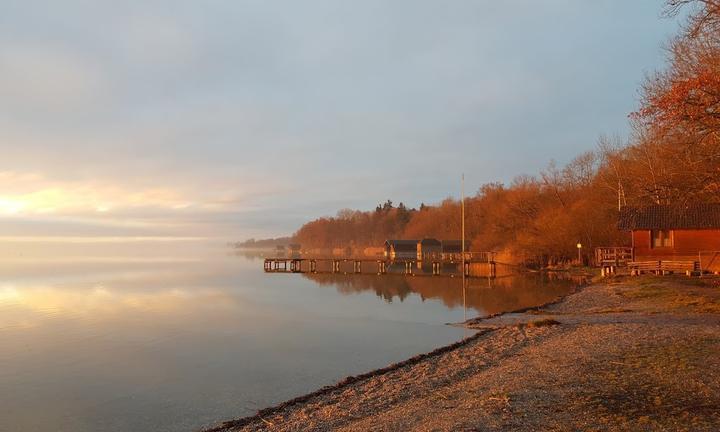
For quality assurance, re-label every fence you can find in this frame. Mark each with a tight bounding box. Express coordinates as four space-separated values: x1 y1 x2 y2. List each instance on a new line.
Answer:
594 247 633 267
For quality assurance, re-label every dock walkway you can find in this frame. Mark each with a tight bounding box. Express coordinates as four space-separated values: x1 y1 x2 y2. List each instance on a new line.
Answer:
263 255 497 277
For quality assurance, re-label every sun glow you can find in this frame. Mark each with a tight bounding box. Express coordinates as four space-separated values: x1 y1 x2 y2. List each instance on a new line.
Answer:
0 171 199 216
0 198 25 214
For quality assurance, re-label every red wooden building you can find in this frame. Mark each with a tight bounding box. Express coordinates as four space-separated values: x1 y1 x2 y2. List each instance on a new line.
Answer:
618 204 720 272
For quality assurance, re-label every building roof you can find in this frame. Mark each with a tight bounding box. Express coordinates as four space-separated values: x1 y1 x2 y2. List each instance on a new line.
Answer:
441 240 463 252
419 238 441 246
618 204 720 230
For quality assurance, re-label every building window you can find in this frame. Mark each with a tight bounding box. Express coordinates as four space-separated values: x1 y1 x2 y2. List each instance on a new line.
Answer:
651 230 673 248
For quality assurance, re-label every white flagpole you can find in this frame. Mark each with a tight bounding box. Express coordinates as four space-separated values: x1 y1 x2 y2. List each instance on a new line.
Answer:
462 174 466 323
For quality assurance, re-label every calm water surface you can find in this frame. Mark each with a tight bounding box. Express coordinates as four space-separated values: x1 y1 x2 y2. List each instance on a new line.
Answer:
0 241 575 432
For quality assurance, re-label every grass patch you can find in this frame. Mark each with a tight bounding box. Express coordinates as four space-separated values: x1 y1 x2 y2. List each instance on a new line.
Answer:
527 318 561 328
621 285 669 299
619 280 720 313
675 295 720 313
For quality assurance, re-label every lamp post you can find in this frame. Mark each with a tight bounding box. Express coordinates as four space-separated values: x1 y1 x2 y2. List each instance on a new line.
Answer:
576 243 583 266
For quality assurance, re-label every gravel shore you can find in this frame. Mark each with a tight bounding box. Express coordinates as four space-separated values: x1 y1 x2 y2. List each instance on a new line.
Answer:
204 275 720 432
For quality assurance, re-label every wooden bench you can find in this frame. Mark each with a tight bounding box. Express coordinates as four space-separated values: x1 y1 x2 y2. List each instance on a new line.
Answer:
628 260 699 276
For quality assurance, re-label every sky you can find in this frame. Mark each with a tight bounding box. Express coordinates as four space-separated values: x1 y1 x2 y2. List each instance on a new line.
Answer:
0 0 683 240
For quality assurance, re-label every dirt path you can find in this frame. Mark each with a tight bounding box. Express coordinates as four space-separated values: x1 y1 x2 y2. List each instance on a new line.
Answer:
204 276 720 432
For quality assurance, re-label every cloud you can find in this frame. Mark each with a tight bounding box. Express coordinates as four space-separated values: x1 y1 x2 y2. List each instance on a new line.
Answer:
0 170 296 238
0 171 192 215
118 13 198 66
0 44 106 111
0 0 682 238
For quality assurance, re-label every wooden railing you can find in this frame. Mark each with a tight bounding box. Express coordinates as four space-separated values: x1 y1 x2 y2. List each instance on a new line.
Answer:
699 251 720 272
263 257 497 277
419 251 495 263
595 247 633 267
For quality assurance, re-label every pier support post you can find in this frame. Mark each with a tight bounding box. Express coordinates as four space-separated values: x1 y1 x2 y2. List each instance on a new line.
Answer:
354 260 362 274
310 260 317 273
377 260 386 275
601 266 609 277
464 262 470 277
405 261 412 275
489 261 496 278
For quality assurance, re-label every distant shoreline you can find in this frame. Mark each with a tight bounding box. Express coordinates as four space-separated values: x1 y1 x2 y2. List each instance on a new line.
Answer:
203 275 720 431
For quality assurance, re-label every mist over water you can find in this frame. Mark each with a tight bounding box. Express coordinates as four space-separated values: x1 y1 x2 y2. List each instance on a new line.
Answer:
0 240 574 431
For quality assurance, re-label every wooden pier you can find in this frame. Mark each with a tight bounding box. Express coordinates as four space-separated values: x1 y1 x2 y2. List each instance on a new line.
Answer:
263 255 497 278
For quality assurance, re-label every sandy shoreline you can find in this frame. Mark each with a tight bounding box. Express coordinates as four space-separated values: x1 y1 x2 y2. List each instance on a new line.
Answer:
203 275 720 431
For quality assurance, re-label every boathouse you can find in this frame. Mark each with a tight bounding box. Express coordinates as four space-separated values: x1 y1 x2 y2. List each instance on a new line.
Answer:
441 240 463 253
438 240 461 260
618 204 720 272
384 240 418 259
417 238 442 260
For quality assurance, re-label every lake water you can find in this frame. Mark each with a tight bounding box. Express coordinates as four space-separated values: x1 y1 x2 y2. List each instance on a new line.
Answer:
0 240 576 432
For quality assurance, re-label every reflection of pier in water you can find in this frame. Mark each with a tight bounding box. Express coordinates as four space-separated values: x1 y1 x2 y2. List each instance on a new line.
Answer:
300 272 579 316
263 255 499 277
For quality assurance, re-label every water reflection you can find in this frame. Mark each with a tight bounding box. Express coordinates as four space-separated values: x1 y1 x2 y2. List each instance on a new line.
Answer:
302 272 578 317
0 241 581 432
0 249 475 432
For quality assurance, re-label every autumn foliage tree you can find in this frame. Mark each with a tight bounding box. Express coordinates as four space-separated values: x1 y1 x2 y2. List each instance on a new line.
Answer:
630 0 720 200
293 201 415 250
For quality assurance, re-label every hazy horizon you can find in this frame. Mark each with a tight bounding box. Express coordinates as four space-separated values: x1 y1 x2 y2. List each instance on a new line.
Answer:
1 1 682 240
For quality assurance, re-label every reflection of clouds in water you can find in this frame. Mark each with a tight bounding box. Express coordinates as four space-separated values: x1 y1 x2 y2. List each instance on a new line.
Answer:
0 283 255 330
0 254 473 432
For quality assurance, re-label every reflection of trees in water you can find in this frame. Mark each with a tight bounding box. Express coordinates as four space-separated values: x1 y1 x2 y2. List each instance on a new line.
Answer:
302 274 416 302
302 273 579 316
461 274 578 315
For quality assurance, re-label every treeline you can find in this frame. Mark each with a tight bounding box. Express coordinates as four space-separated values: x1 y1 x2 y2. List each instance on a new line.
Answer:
294 153 625 264
293 200 414 250
293 0 720 265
